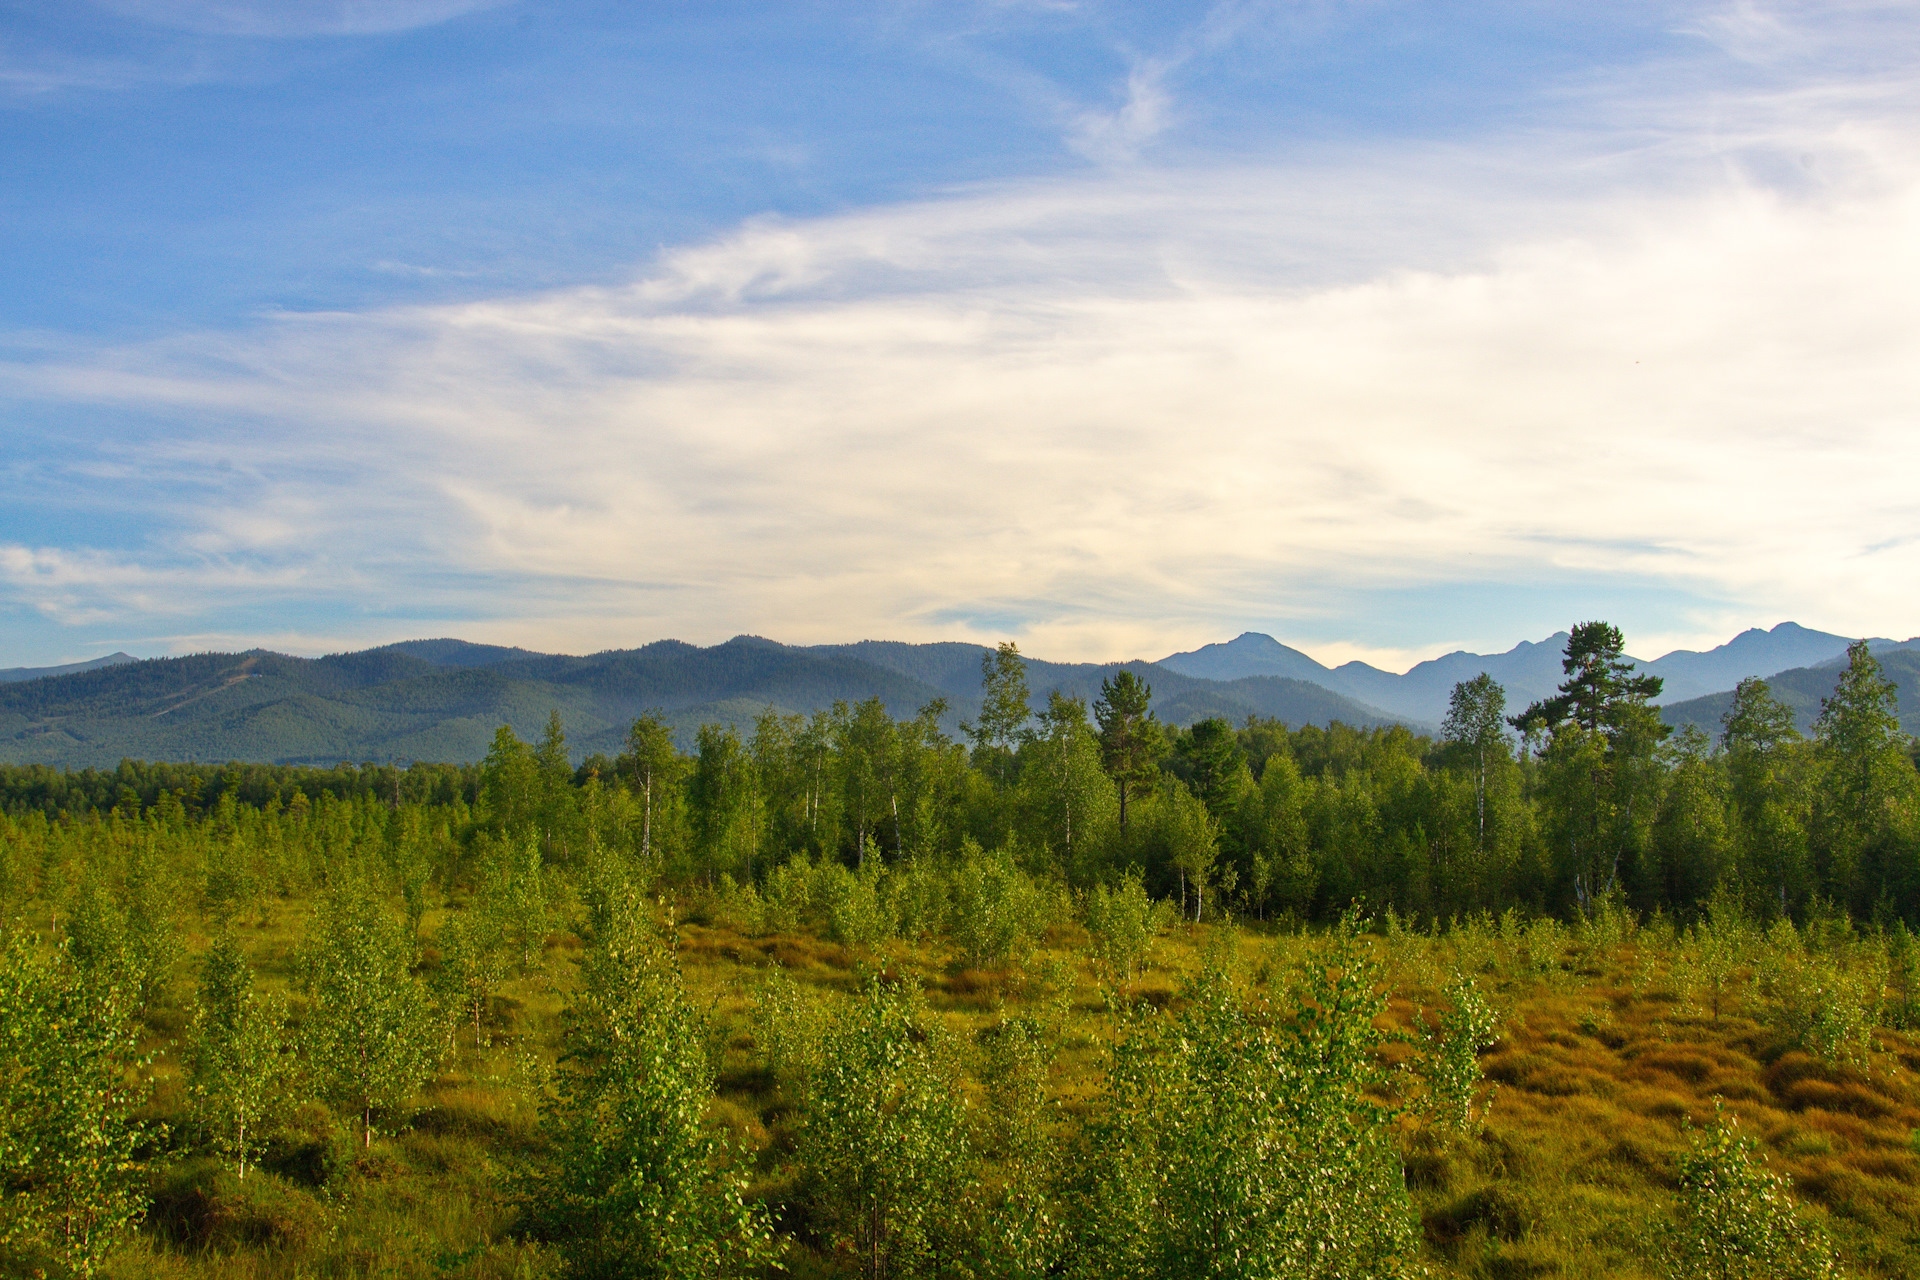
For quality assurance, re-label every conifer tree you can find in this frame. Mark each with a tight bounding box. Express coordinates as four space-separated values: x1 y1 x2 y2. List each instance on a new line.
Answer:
1094 670 1164 834
1812 640 1916 910
1514 622 1669 910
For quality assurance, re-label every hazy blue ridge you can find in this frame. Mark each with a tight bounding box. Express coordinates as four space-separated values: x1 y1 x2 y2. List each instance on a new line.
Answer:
0 653 138 683
0 635 1409 769
1159 622 1866 724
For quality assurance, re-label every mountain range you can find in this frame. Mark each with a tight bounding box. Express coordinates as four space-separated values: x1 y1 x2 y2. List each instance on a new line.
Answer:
1155 621 1894 725
1 623 1912 769
0 637 1404 769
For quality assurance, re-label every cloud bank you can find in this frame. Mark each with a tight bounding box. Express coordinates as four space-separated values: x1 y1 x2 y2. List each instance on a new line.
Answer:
5 3 1920 667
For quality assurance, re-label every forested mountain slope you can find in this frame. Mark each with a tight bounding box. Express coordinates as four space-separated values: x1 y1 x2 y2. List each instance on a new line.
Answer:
1662 644 1920 736
0 635 1405 768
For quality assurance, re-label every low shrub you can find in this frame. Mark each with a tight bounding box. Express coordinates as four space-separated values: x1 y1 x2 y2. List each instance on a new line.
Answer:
146 1158 328 1253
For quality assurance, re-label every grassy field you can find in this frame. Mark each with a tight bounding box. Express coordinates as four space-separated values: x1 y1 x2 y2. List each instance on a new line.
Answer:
80 887 1920 1280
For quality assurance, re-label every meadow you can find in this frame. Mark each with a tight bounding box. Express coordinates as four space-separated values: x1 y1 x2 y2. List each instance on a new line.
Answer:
4 806 1915 1280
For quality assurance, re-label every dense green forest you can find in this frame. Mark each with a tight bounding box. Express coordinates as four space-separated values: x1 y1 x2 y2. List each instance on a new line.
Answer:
8 624 1915 923
3 623 1918 1278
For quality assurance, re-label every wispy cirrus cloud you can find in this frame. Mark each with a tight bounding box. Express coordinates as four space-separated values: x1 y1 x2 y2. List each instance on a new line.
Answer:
89 0 512 38
4 1 1919 667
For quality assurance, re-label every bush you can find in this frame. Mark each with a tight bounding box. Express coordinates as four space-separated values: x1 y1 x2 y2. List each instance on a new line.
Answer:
522 900 773 1280
0 934 149 1280
885 858 950 945
708 873 767 935
1668 1103 1839 1280
1673 903 1757 1022
762 855 822 935
950 843 1050 969
1757 922 1883 1068
1083 874 1169 984
1066 919 1421 1278
798 977 972 1280
1421 972 1500 1136
826 857 896 950
147 1159 327 1252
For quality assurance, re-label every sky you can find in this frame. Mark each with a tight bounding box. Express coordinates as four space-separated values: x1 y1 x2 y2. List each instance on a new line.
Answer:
2 1 1918 672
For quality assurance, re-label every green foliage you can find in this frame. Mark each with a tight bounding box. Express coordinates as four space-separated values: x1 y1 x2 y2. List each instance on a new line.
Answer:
1674 896 1756 1022
1444 673 1509 853
477 833 551 972
1669 1103 1840 1280
1134 777 1221 923
299 878 440 1145
432 902 509 1050
1083 872 1169 983
64 863 179 1017
0 933 149 1278
825 853 897 950
1094 669 1165 834
623 712 679 863
1020 691 1116 883
481 724 540 842
1420 972 1499 1136
1067 921 1421 1278
884 856 950 944
523 897 773 1280
752 964 832 1084
794 977 973 1280
762 852 822 934
188 926 289 1180
692 721 761 884
1755 920 1885 1068
950 841 1052 969
974 1013 1066 1279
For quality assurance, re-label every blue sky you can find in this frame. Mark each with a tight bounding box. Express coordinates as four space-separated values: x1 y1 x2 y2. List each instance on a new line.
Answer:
3 1 1918 670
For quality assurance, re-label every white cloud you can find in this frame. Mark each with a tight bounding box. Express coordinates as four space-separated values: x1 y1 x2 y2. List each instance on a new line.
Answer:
0 544 311 625
7 3 1920 667
1067 59 1174 163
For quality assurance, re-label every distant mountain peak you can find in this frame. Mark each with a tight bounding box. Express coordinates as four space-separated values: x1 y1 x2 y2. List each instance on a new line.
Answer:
1158 633 1331 685
0 651 139 684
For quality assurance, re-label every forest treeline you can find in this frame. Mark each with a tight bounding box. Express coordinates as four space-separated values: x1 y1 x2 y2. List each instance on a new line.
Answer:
5 621 1918 927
